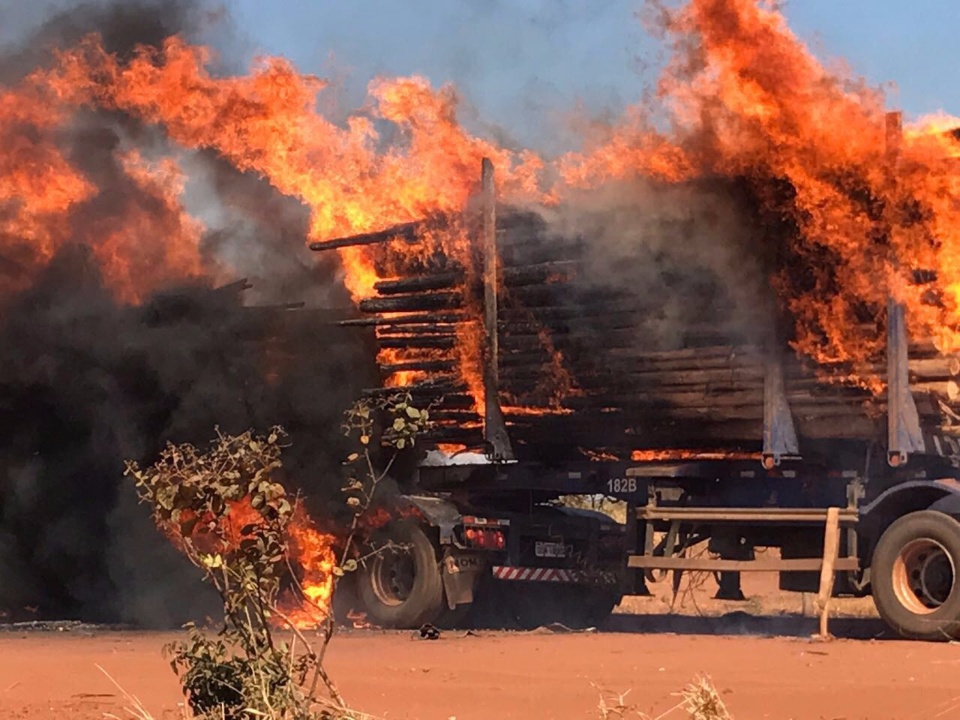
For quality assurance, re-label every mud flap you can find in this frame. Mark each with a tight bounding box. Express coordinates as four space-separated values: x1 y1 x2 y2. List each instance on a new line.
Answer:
441 550 484 610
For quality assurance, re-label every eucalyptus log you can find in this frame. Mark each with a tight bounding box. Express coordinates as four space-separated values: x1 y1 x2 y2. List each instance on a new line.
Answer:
377 323 459 336
375 272 463 295
309 219 427 251
359 291 462 314
377 336 456 350
340 312 464 327
380 360 457 374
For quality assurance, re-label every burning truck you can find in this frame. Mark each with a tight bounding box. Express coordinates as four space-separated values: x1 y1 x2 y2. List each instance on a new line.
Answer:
9 0 960 638
303 113 960 640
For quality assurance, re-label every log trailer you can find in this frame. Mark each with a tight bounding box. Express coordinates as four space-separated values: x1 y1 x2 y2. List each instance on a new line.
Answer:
309 115 960 641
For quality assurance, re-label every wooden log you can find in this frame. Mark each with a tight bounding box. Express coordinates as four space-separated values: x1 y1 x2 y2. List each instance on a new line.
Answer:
501 260 580 286
380 360 456 374
425 409 483 421
911 380 960 400
377 336 456 350
359 291 462 314
498 304 645 321
377 323 459 336
340 312 464 327
901 356 959 378
374 271 464 295
309 218 427 251
577 366 767 389
361 375 464 393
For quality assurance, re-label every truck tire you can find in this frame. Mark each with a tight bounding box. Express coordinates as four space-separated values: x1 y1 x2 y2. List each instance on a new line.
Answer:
356 520 445 629
871 510 960 641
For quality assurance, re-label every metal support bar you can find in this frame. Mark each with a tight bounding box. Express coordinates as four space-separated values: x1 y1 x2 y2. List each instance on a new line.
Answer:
480 158 514 462
762 350 799 468
887 298 925 466
884 111 925 467
627 556 859 572
638 506 858 524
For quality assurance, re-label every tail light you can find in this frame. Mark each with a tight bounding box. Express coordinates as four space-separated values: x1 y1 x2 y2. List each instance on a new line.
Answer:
464 527 505 550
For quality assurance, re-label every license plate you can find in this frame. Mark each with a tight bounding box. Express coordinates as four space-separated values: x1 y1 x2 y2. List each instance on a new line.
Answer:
535 541 566 558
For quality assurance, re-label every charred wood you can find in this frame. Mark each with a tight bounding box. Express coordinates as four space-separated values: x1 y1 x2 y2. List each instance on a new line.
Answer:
374 272 464 295
340 312 465 327
309 219 428 251
358 291 462 314
377 323 461 337
380 360 457 374
377 336 456 350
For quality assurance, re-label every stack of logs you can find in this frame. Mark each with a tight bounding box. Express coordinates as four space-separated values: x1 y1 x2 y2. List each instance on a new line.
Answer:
313 209 960 461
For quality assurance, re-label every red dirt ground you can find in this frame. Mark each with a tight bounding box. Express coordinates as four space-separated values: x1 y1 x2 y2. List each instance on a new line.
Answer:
1 624 958 720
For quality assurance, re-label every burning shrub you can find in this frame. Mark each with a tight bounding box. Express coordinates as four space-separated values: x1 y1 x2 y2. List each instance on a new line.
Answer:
124 392 428 719
125 426 339 718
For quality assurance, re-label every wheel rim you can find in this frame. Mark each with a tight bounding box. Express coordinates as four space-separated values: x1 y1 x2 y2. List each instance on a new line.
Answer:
891 538 956 615
369 549 416 606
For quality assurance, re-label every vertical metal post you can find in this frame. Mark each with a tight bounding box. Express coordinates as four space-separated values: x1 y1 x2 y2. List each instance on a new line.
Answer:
762 350 798 468
480 158 514 461
884 111 925 466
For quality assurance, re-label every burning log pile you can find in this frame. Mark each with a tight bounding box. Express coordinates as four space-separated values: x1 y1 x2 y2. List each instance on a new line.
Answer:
313 188 960 463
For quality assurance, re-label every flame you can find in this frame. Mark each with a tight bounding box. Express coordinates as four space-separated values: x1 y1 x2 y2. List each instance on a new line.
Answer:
9 3 958 402
0 67 204 302
162 497 339 628
557 0 960 377
30 37 546 302
454 320 486 414
282 515 338 629
630 449 761 462
346 609 372 629
6 4 960 602
580 447 620 462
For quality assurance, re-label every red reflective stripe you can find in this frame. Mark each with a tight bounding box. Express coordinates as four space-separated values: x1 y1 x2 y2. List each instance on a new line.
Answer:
493 566 578 582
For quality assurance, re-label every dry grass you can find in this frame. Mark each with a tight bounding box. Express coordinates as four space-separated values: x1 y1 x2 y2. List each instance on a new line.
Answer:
95 664 377 720
596 675 732 720
677 676 732 720
97 664 179 720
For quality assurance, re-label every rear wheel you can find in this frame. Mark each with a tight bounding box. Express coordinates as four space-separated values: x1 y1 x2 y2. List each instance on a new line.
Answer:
871 510 960 641
356 520 445 629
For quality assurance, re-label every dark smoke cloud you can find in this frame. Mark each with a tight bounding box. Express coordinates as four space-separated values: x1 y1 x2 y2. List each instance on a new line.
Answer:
537 177 777 350
188 152 357 309
0 242 374 625
0 0 375 626
0 0 192 80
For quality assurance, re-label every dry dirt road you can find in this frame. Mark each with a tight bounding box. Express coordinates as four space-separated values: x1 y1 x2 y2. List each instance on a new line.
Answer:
0 617 958 720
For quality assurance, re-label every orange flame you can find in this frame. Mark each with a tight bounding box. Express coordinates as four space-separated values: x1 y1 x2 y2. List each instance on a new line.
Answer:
4 5 960 498
558 0 960 374
630 449 761 462
30 37 547 303
282 515 338 629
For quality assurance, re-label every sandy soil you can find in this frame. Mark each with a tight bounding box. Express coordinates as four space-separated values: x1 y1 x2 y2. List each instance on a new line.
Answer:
0 572 939 720
1 614 957 720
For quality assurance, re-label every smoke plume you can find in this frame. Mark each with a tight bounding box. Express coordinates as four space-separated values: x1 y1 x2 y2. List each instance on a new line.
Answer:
0 1 374 626
537 177 776 351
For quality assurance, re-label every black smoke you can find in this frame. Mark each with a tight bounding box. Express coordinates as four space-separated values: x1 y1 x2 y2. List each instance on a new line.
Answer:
0 1 375 626
0 245 374 626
